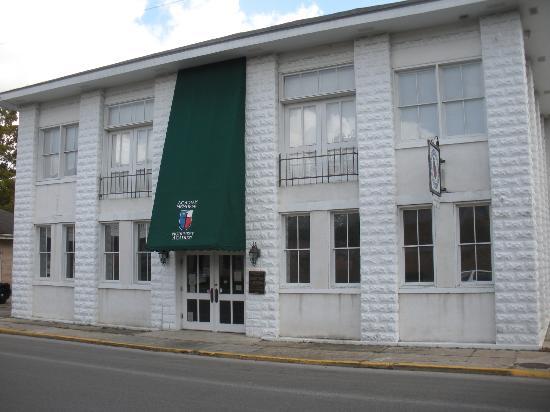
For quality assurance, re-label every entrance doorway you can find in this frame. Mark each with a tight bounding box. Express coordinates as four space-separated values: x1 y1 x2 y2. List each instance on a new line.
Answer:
182 253 245 333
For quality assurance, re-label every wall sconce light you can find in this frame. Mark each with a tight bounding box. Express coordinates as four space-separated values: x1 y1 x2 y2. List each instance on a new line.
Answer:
158 251 169 265
248 242 261 266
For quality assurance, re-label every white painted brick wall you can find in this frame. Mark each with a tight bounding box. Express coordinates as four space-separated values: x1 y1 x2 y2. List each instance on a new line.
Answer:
355 35 399 343
11 105 38 319
480 12 541 346
150 74 178 330
244 55 280 338
73 91 103 324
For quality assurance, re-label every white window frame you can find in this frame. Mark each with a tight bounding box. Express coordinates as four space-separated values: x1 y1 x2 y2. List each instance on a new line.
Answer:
134 221 151 283
38 123 79 181
63 224 75 281
103 222 120 282
399 206 436 287
456 203 493 285
283 214 311 285
331 210 361 286
105 98 154 129
106 126 153 175
394 59 486 143
37 225 52 278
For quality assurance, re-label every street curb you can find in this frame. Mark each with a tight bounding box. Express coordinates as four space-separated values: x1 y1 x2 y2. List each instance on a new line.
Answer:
1 327 549 380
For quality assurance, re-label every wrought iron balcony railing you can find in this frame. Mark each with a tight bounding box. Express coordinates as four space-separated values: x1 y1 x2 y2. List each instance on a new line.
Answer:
279 148 358 187
99 169 152 199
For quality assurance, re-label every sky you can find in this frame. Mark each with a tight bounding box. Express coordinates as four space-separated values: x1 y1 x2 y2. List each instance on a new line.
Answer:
0 0 398 92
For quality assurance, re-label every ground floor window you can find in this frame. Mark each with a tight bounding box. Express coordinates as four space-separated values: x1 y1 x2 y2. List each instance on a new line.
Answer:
402 208 434 283
333 212 360 283
285 215 310 283
38 226 52 278
104 223 120 281
458 205 492 282
135 222 151 282
64 225 75 279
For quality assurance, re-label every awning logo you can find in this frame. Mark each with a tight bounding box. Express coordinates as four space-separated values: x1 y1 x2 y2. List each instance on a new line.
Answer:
172 200 198 241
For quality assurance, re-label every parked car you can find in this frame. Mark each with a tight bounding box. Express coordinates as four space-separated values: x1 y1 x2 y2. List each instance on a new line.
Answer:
0 283 11 304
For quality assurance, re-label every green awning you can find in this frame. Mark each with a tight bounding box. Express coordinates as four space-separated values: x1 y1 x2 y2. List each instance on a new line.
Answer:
147 58 246 251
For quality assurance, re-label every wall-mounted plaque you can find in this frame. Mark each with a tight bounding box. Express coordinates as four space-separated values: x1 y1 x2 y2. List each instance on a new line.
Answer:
428 138 442 197
249 271 266 295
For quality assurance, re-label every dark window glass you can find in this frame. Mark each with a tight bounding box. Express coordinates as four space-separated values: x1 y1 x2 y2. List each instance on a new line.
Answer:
299 250 310 283
476 244 492 281
348 213 360 247
198 255 210 293
219 301 231 324
418 209 432 244
334 214 347 248
403 210 417 245
199 300 210 323
219 255 231 295
286 216 297 249
186 300 197 322
232 255 244 294
348 249 360 283
460 245 476 282
287 250 298 283
298 215 310 249
404 247 418 283
335 249 347 283
475 206 491 243
233 301 244 325
187 255 197 293
419 246 434 282
459 207 475 244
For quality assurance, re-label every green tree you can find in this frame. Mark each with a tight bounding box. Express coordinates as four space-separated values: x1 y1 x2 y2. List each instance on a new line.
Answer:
0 108 17 212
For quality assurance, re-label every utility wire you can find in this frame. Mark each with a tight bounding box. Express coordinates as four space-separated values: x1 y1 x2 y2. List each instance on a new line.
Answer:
144 0 185 12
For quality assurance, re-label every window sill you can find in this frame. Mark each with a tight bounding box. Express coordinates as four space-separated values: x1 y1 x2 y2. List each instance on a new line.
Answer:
105 120 153 131
395 134 488 150
399 286 494 294
280 89 355 105
33 280 74 287
98 283 151 291
36 177 77 186
279 288 360 294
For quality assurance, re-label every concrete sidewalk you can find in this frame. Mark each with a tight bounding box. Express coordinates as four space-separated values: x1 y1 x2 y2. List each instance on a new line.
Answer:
1 303 549 379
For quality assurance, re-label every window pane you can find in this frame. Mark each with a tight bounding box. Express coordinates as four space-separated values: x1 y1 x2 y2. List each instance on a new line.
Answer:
119 104 132 124
400 107 418 140
326 102 340 144
417 69 436 104
198 255 210 293
145 100 154 122
301 72 318 96
232 255 244 294
219 255 231 295
288 108 302 147
476 244 492 280
66 226 75 252
44 154 59 178
341 101 356 141
337 66 355 91
348 249 360 283
299 250 310 283
233 301 244 325
66 253 74 279
417 209 432 245
39 227 48 252
286 216 297 249
284 74 301 99
220 301 231 324
105 254 113 280
303 106 316 146
187 256 197 293
44 128 60 154
335 249 348 283
114 254 120 280
419 246 434 282
287 250 298 283
441 65 462 100
108 106 119 126
334 213 347 248
40 254 48 277
462 63 483 99
348 213 360 248
398 72 417 106
64 152 77 176
137 223 148 251
65 126 78 151
138 253 149 281
444 101 465 136
465 99 486 135
475 206 491 243
460 245 476 281
136 129 148 163
187 299 197 322
133 101 145 123
403 210 418 246
459 207 475 244
419 104 438 138
404 247 419 282
298 215 310 249
199 300 210 323
319 68 337 93
105 224 119 252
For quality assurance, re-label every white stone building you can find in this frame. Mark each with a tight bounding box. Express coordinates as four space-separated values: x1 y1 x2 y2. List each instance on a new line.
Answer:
1 0 549 349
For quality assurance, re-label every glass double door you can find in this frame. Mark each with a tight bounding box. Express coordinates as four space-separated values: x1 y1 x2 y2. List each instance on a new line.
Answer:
183 254 245 333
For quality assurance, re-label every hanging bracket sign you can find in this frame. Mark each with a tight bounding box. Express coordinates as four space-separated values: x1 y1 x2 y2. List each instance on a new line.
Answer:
428 137 445 197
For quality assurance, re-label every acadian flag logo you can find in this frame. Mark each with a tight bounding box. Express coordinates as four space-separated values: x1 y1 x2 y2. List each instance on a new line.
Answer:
178 210 193 231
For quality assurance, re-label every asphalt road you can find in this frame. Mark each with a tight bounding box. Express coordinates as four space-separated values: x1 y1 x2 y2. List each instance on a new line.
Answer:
0 334 549 411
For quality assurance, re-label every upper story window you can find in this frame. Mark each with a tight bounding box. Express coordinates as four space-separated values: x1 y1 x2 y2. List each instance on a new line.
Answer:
279 65 358 186
39 124 78 180
107 99 153 128
396 61 485 141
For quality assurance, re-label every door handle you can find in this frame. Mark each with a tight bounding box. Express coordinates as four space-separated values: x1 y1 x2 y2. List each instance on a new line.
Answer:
215 288 219 303
209 288 214 303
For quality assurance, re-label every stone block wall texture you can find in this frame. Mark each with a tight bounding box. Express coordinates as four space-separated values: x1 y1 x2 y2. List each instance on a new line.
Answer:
150 74 178 330
244 55 280 338
481 12 544 346
355 35 399 343
74 91 103 324
11 105 38 318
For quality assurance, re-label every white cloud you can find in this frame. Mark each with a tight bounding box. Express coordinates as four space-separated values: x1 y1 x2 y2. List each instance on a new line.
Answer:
0 0 322 91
